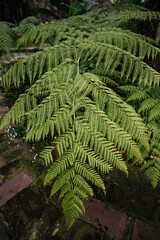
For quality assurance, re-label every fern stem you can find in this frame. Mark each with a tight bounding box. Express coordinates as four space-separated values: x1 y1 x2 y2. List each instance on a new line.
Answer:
73 55 81 177
76 54 81 75
73 96 76 178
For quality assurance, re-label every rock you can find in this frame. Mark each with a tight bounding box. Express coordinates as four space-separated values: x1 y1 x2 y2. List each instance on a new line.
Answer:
0 229 12 240
0 213 12 240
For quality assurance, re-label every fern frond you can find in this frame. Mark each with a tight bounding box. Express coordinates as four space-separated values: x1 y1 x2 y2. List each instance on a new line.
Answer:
99 75 119 87
24 86 70 127
44 150 74 182
17 15 96 48
126 90 149 102
3 37 160 89
26 104 72 141
74 142 112 173
142 157 160 188
103 9 160 25
0 60 76 131
13 16 40 34
83 42 160 87
118 85 137 93
0 21 15 54
83 73 149 150
155 23 160 44
74 175 94 196
27 59 76 96
59 183 73 199
148 103 160 121
91 28 160 60
83 97 143 161
50 168 74 196
53 130 73 158
75 161 106 193
62 190 85 228
76 118 128 174
138 98 159 113
40 146 55 166
2 44 79 88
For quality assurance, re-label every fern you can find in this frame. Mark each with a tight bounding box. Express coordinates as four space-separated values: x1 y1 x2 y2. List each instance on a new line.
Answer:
0 60 147 227
95 5 160 26
126 90 149 102
142 157 160 188
2 4 160 227
13 16 40 35
120 84 160 187
0 22 15 54
155 23 160 44
138 98 159 113
91 28 160 60
141 134 160 188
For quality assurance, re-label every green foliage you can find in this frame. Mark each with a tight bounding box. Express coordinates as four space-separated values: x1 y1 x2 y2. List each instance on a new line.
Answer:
13 16 40 34
155 23 160 44
34 0 97 19
0 16 39 55
119 85 160 187
1 4 160 227
0 22 15 54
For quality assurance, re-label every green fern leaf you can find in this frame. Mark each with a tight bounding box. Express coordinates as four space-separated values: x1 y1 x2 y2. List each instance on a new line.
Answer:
148 103 160 121
83 98 143 161
0 21 15 54
142 157 160 188
126 91 149 102
138 98 159 113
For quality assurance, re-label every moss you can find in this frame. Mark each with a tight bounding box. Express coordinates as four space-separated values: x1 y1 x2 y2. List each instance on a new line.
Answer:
0 142 8 153
21 159 44 177
4 149 23 161
0 159 21 180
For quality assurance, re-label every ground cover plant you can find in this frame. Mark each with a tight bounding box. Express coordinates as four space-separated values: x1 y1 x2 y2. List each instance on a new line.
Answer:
1 3 160 228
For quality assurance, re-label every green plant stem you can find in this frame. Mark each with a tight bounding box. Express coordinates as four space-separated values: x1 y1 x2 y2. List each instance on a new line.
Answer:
73 96 76 178
73 55 81 178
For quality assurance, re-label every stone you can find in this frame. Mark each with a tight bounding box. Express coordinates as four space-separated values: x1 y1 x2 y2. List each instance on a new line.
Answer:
12 142 35 160
108 186 158 221
0 171 32 206
0 213 11 240
132 219 160 240
85 200 128 239
0 107 9 113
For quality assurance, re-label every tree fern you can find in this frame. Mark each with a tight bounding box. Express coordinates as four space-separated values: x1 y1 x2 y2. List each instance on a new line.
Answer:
0 22 15 54
0 17 40 55
90 27 160 60
155 23 160 44
138 98 160 113
0 60 147 227
1 4 160 227
13 16 40 35
142 157 160 188
141 136 160 188
95 5 160 26
120 85 160 187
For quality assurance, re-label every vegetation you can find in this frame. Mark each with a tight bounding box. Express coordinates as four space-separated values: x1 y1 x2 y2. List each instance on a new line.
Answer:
0 16 39 54
0 3 160 228
119 85 160 187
